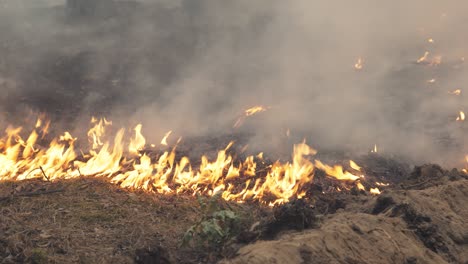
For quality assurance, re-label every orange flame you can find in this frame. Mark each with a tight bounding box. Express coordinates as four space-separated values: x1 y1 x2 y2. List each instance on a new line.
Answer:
245 106 268 116
464 155 468 174
0 117 378 205
449 89 461 95
356 182 365 191
354 58 363 70
370 188 381 195
161 131 172 146
417 51 441 66
417 51 429 63
456 111 465 121
234 105 269 128
349 160 361 171
129 124 146 155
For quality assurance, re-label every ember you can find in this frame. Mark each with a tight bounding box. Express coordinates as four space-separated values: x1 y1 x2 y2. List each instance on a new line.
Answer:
449 89 461 95
354 57 363 70
456 111 465 121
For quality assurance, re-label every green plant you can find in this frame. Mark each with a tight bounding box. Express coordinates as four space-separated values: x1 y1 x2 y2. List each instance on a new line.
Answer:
30 248 48 264
182 192 242 251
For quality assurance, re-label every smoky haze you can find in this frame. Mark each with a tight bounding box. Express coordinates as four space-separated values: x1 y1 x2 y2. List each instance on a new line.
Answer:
0 0 466 166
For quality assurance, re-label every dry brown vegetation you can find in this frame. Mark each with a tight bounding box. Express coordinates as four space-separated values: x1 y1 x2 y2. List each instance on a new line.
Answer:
1 164 467 264
0 178 258 263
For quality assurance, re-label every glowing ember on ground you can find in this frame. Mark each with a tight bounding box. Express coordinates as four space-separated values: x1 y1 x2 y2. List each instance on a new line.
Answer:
417 51 429 63
356 181 365 191
449 89 461 95
369 188 381 195
354 58 363 70
375 182 390 186
0 117 377 205
417 51 442 66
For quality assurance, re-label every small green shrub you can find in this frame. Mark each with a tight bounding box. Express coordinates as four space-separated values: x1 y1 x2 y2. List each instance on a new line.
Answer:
182 192 242 252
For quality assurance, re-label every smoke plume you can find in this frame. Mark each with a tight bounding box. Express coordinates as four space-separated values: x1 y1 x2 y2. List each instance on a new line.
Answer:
0 0 466 166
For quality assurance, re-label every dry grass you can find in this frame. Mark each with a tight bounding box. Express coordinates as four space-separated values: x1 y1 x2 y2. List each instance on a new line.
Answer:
0 178 216 263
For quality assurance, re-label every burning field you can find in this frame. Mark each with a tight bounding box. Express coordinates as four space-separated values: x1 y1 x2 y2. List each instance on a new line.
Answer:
1 0 468 263
0 117 466 263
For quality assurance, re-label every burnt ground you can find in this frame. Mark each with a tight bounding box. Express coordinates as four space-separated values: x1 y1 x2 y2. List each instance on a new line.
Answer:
224 165 468 264
0 159 467 264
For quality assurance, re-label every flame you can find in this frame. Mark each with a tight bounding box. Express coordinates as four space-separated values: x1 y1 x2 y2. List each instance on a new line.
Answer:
354 58 363 70
33 116 50 138
314 160 360 181
87 117 112 150
129 124 146 155
161 131 172 146
371 144 378 153
370 188 381 195
417 51 441 66
356 181 365 191
427 38 434 43
349 160 361 171
456 111 465 121
35 118 42 128
375 182 390 186
464 155 468 174
449 89 461 95
417 51 429 63
234 105 269 128
427 78 436 83
0 117 378 205
245 106 268 116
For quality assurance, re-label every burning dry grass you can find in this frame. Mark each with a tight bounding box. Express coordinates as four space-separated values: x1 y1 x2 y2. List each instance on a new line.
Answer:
0 116 378 207
0 162 466 263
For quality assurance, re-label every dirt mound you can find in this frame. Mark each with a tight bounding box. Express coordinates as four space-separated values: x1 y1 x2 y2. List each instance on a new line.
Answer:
223 178 468 264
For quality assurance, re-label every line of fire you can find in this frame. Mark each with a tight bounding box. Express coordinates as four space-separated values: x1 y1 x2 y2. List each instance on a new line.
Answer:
0 1 467 263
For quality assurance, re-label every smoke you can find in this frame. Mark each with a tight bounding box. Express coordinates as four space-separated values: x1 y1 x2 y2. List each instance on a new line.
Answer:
0 0 466 166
